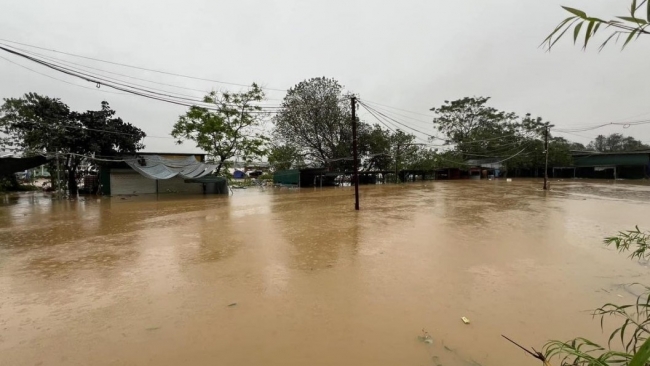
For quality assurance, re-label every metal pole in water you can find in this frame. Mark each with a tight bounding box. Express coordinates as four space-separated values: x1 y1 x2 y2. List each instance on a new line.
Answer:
394 144 399 184
543 124 554 190
56 151 61 198
351 96 359 210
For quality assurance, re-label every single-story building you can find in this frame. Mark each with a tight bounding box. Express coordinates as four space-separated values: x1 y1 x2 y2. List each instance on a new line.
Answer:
273 168 341 187
99 152 227 195
569 150 650 179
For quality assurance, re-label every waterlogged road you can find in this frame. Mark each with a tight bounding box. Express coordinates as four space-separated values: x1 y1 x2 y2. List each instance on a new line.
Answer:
1 180 649 365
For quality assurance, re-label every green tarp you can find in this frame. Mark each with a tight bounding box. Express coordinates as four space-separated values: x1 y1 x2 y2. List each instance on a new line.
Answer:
273 169 300 185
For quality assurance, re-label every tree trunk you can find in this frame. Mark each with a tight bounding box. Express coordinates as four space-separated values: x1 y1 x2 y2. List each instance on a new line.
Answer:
68 164 78 197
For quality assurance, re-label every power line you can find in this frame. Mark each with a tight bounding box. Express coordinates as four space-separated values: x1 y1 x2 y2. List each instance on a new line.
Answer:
358 101 441 140
0 55 127 96
0 45 284 114
553 119 650 133
0 38 287 92
1 45 284 109
360 101 433 126
360 99 434 118
2 43 288 107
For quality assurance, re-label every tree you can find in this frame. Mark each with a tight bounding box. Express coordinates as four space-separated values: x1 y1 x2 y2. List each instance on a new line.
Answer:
357 123 393 171
431 97 550 161
430 97 523 160
0 93 145 195
172 84 269 175
273 77 353 168
268 144 304 171
544 1 650 51
586 133 650 152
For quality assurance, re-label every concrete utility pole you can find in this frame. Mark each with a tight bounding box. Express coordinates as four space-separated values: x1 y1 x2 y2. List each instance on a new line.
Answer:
394 144 399 184
351 96 359 210
543 124 554 190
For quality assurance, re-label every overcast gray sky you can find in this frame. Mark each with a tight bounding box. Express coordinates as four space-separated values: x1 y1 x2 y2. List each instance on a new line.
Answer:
1 0 648 153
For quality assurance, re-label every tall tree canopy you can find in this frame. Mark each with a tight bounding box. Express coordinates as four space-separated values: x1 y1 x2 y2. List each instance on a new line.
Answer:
273 77 353 168
430 96 571 173
587 133 650 152
172 84 268 175
0 93 145 195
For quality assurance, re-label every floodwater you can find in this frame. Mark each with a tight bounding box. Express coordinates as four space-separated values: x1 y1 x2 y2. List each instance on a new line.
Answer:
1 180 649 366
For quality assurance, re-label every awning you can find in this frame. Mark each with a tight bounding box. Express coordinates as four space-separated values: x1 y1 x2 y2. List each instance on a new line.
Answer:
124 155 217 180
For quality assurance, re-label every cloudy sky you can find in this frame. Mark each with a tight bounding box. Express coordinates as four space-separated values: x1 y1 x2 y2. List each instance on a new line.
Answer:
1 0 648 153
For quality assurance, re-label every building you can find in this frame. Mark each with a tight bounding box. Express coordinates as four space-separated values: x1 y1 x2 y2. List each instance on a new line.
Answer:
99 152 227 195
568 150 650 179
273 168 341 187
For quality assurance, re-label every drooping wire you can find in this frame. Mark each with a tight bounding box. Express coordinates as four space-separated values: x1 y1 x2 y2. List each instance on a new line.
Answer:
0 46 284 113
0 38 288 92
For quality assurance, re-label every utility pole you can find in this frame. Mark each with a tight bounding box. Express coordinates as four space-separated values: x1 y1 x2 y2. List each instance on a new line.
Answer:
394 144 399 184
351 96 359 210
543 124 554 190
56 151 61 198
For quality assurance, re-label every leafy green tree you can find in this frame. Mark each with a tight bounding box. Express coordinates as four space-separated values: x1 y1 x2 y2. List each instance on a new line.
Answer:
0 93 145 195
172 84 269 175
544 1 650 51
430 97 524 160
268 144 304 171
273 77 353 168
357 123 393 171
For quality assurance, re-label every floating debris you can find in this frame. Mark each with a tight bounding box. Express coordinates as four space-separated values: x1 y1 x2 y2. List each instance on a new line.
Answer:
461 317 470 324
418 329 433 344
228 302 238 307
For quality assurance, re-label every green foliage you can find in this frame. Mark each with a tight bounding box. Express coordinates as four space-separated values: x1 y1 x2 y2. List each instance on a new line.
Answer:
268 144 304 171
172 84 269 175
544 228 650 366
273 77 353 168
605 226 650 261
587 134 650 152
543 1 650 51
1 93 145 195
429 97 571 172
358 123 393 171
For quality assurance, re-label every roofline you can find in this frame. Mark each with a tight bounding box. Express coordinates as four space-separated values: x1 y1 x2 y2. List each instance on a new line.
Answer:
136 152 206 156
571 150 650 155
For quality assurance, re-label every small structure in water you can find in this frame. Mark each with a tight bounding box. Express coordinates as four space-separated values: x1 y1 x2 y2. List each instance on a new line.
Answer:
99 152 228 195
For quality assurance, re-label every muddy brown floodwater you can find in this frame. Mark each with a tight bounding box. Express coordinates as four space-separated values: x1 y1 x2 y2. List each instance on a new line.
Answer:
1 179 650 365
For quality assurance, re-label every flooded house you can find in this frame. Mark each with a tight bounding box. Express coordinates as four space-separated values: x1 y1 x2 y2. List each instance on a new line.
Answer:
568 150 650 179
99 152 227 195
273 168 341 187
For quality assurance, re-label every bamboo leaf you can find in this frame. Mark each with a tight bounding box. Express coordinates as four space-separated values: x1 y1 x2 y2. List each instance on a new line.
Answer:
574 21 584 44
623 29 639 49
541 16 576 47
629 337 650 366
632 0 638 17
593 22 602 36
618 16 648 24
599 32 619 51
647 0 650 22
550 19 580 50
562 6 587 18
584 20 595 48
